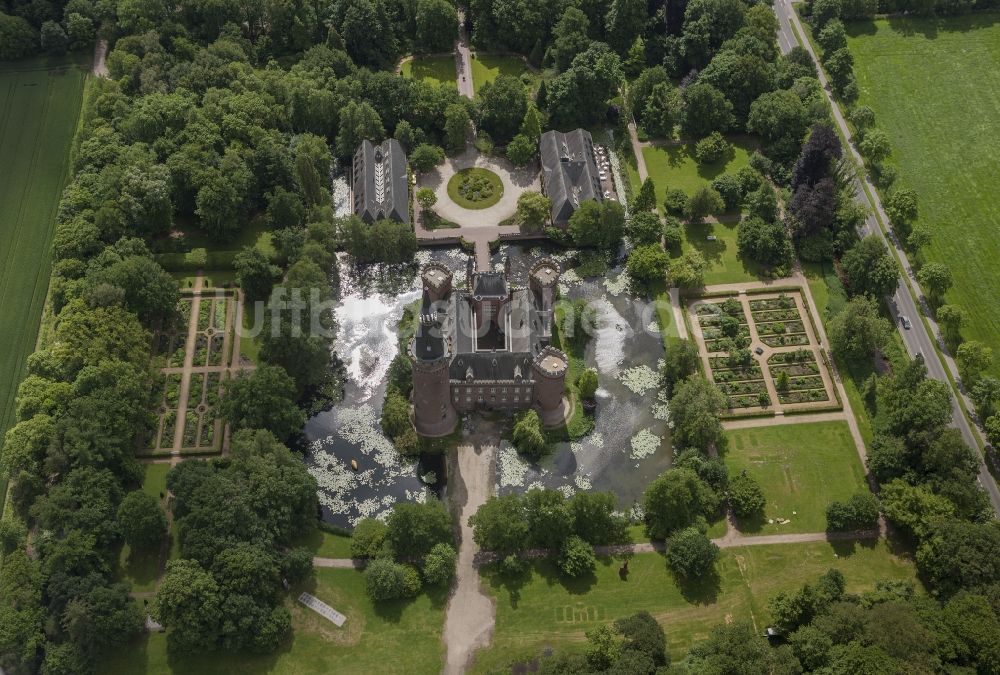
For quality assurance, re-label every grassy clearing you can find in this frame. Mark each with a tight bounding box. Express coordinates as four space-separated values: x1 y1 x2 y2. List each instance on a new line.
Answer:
0 62 86 507
674 219 765 285
642 139 753 199
297 528 353 559
117 463 171 593
104 567 447 674
723 421 867 534
847 14 1000 375
470 539 917 671
401 55 457 88
469 54 537 96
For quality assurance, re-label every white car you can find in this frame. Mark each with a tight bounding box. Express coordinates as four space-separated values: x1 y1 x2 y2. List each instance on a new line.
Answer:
603 190 611 198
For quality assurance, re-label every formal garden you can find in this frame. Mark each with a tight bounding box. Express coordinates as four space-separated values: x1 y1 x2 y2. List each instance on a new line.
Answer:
689 288 837 412
447 167 504 209
141 290 241 455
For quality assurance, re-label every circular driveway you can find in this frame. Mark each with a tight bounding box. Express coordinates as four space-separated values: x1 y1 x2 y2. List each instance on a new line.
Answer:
418 148 541 228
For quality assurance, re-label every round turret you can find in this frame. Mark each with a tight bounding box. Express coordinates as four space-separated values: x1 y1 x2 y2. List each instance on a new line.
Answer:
421 263 453 302
532 346 569 427
529 257 560 309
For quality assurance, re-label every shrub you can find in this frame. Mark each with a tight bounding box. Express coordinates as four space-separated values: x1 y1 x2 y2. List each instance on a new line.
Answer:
117 490 168 552
663 188 688 216
694 132 731 165
351 518 389 558
728 471 766 519
665 527 719 578
381 387 412 439
512 409 548 459
825 492 879 531
558 535 597 578
711 173 742 211
364 559 421 601
422 543 458 586
685 186 725 222
410 144 446 172
578 368 599 399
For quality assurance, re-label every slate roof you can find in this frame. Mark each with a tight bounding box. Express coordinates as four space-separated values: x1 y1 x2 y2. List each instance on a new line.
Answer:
352 139 410 224
539 129 604 225
471 272 507 298
411 283 553 382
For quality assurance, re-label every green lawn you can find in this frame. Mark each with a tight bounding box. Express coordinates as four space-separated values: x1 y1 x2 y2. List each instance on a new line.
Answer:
447 167 504 209
847 14 1000 375
674 219 766 285
469 54 537 96
118 463 172 593
296 528 353 559
0 61 87 509
471 539 917 671
401 56 457 88
104 567 447 674
171 270 238 290
724 421 867 534
642 139 753 199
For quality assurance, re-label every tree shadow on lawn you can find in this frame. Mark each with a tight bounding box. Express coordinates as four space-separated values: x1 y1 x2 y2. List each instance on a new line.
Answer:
828 535 878 559
684 222 729 268
732 511 768 535
676 567 723 605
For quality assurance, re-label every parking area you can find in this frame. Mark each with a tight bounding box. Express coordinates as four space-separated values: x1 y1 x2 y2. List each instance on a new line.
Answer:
594 144 620 204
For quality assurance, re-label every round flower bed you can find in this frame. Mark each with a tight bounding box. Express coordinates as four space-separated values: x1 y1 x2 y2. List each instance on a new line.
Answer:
447 167 504 209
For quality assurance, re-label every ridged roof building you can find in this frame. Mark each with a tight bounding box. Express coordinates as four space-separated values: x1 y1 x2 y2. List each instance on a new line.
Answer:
539 129 604 226
352 138 409 224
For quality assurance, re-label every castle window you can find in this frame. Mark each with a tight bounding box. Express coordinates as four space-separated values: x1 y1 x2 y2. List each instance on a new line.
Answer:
490 388 496 393
477 396 483 402
514 396 519 402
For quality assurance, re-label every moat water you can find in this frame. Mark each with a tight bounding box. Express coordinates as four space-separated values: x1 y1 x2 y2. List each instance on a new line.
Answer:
305 244 672 528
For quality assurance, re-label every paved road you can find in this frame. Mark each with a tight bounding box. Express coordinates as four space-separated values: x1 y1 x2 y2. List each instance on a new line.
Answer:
775 0 1000 515
455 12 474 99
313 528 880 570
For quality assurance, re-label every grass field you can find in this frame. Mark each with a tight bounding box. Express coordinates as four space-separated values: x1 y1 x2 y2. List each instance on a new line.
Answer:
723 421 867 534
0 60 87 505
117 463 172 593
674 219 765 285
104 566 446 674
846 14 1000 374
642 139 753 199
470 539 917 671
469 54 538 96
401 56 457 88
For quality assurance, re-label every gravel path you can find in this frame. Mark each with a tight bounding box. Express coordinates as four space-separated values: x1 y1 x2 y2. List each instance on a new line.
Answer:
443 431 497 674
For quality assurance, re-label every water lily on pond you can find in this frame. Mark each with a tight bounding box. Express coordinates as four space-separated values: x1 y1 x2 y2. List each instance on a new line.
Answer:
618 365 659 395
630 428 661 459
604 270 631 296
498 442 529 487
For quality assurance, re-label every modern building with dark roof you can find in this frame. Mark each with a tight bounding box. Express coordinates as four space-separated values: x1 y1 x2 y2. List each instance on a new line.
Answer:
352 138 409 224
408 257 570 437
539 129 604 225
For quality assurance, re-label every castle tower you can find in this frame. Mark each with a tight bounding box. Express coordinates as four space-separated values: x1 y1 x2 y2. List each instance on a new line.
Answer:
529 257 560 311
532 346 569 428
421 262 452 302
409 314 458 437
